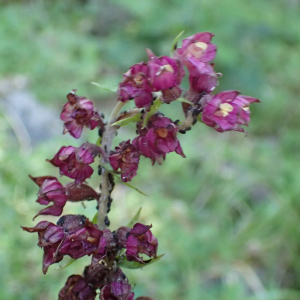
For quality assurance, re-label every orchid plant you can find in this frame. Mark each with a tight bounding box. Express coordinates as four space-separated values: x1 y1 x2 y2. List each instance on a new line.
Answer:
22 31 260 300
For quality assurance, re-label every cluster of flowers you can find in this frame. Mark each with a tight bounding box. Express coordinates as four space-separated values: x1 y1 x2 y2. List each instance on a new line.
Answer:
23 31 259 300
111 32 260 182
23 215 157 299
23 89 158 299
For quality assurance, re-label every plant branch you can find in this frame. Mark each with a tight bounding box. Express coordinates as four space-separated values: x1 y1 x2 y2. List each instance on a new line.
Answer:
97 101 127 229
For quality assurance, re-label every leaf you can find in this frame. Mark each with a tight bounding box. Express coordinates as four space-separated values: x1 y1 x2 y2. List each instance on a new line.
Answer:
55 258 76 270
101 165 148 196
111 113 142 127
118 254 164 269
142 98 162 128
96 137 102 147
122 181 148 196
127 207 142 227
176 97 193 105
110 172 148 196
92 211 98 224
197 114 204 123
171 30 185 52
91 82 118 93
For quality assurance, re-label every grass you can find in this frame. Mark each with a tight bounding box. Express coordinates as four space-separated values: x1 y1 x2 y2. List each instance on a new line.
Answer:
1 0 300 299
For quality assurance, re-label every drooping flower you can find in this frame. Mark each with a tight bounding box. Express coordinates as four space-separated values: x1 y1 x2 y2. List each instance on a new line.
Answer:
146 49 184 103
115 226 131 248
175 32 217 73
182 62 220 109
109 140 140 182
188 62 219 94
22 215 103 274
117 63 153 108
99 269 134 300
133 114 185 165
126 223 158 264
201 90 260 132
47 143 102 185
59 275 97 300
91 229 117 265
100 282 134 300
61 90 103 139
31 176 67 218
29 175 99 219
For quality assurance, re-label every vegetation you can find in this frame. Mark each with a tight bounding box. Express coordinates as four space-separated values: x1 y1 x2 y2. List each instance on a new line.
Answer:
1 0 300 299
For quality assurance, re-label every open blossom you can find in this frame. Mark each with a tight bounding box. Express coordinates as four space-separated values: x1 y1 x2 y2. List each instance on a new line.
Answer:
117 63 153 108
133 114 185 165
22 215 103 274
126 223 158 264
109 140 139 182
202 90 260 132
146 49 184 103
61 90 103 139
47 143 101 185
175 32 217 73
29 175 99 219
59 275 97 300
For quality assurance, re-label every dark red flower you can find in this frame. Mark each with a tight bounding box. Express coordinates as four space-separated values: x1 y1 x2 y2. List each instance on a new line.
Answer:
91 229 117 265
133 114 185 165
61 90 103 139
47 143 102 185
59 275 97 300
29 175 99 219
188 62 219 95
22 215 103 274
201 90 260 132
146 49 184 101
117 63 153 108
109 140 140 182
100 282 134 300
115 226 131 248
126 223 158 264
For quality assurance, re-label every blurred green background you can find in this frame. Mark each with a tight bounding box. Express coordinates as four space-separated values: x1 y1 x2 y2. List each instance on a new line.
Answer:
1 0 300 299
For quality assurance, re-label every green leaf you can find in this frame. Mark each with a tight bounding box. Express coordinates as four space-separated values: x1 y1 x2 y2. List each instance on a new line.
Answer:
91 82 118 93
101 163 122 175
127 207 142 227
55 258 76 270
118 254 164 269
110 172 148 196
96 136 102 146
176 97 193 105
142 98 162 128
171 30 185 52
197 114 204 123
122 181 148 196
92 211 98 224
111 113 142 127
101 165 148 196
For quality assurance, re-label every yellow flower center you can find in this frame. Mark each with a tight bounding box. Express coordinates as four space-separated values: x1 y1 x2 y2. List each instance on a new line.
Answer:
195 42 208 51
163 64 174 73
133 73 144 85
156 64 174 77
218 103 234 117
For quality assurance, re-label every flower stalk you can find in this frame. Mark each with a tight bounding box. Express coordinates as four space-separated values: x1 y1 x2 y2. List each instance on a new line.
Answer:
97 101 127 229
22 31 260 300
